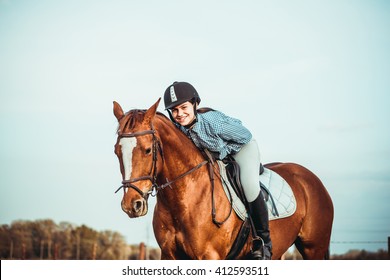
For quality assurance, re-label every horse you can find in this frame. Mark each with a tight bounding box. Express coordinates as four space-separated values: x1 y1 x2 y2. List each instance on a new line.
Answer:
113 98 334 260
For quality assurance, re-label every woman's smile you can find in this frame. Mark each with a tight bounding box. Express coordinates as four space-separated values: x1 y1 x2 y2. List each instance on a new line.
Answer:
171 101 195 126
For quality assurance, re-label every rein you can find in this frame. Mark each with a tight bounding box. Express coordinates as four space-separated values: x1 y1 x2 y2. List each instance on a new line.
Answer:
159 160 208 190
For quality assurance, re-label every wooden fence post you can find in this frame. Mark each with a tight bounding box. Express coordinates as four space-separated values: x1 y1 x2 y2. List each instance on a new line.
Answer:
138 242 146 260
9 240 13 260
91 242 97 260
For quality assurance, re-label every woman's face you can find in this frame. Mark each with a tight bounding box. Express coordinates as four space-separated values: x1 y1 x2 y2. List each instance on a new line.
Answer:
171 101 195 126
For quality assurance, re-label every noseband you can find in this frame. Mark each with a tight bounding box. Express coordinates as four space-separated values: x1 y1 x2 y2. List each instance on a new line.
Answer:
114 128 161 198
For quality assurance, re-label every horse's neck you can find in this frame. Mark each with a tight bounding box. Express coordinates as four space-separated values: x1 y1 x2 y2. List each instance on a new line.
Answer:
155 118 208 203
158 120 205 170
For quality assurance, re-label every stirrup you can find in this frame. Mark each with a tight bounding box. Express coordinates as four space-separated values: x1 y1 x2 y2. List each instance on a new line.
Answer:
250 236 265 260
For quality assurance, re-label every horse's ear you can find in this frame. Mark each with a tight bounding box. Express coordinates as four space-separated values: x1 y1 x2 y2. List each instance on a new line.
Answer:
144 98 161 124
113 101 125 121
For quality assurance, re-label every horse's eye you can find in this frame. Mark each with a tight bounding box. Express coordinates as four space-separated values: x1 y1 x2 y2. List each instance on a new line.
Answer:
145 148 152 155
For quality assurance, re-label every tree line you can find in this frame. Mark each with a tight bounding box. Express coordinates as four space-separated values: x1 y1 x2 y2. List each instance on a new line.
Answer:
1 219 387 260
0 219 160 260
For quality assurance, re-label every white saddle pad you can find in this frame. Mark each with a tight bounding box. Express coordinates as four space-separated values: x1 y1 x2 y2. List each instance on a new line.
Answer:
217 161 297 221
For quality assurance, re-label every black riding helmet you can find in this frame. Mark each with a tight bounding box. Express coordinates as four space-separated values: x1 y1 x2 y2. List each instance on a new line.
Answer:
164 81 201 110
163 82 201 125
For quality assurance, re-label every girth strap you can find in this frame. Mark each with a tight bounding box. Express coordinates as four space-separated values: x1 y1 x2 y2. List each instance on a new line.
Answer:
203 150 234 227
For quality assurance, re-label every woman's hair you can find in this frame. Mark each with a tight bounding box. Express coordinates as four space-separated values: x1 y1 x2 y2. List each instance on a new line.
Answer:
197 107 215 114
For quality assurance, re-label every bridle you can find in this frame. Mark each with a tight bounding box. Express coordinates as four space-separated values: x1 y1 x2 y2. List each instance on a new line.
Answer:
114 126 208 198
114 128 160 198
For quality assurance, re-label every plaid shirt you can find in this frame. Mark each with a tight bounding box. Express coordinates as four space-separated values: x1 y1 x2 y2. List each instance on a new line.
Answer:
177 110 252 160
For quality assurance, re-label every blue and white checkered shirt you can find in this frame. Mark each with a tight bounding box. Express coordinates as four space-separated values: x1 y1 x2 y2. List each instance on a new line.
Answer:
177 110 252 160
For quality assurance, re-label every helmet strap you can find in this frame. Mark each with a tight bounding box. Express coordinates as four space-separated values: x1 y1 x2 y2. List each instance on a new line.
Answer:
166 109 176 123
193 100 198 116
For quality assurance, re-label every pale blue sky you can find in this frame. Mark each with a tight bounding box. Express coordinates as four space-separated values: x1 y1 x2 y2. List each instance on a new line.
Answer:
1 0 389 255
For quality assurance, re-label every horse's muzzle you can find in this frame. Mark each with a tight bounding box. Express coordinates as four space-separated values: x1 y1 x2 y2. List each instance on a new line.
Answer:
121 197 148 218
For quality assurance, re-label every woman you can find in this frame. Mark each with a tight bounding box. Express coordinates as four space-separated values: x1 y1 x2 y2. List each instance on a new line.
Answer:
163 81 272 260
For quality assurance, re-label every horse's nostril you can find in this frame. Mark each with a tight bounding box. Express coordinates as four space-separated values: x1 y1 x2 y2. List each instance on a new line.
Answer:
133 200 143 212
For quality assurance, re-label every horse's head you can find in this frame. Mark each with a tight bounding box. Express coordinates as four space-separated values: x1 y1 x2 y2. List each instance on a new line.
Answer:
113 98 162 218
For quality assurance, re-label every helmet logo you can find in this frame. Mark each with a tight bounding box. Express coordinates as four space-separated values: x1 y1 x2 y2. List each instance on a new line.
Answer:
169 86 177 102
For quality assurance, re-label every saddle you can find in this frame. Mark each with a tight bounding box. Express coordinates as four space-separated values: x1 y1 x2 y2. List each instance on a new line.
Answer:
203 151 295 259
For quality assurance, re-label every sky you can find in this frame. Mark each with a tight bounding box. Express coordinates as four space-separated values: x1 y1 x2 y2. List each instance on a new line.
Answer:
1 0 389 255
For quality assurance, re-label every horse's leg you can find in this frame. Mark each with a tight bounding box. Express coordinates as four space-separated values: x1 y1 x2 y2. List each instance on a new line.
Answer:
160 253 174 260
294 168 333 260
292 215 332 259
267 163 333 260
296 202 333 259
294 236 330 260
200 250 224 260
268 218 302 260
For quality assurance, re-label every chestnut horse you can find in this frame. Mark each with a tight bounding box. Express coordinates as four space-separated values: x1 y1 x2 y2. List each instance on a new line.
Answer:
113 98 334 259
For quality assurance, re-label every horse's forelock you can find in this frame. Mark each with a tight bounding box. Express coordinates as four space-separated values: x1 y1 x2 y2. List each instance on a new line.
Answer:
117 109 146 133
